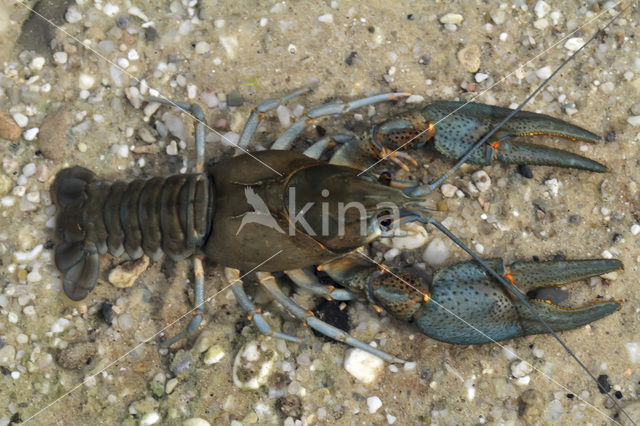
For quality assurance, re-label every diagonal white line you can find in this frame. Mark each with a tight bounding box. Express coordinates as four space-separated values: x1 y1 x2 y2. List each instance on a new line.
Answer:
23 250 283 424
354 250 621 425
357 1 623 176
12 0 283 177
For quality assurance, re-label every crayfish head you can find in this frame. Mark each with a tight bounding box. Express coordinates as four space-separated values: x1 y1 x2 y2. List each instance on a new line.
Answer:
285 163 414 253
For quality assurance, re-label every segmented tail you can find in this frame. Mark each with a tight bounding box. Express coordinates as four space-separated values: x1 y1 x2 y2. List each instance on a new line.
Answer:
52 166 101 301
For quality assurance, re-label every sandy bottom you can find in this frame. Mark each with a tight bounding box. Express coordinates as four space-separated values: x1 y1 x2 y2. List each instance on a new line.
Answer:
0 1 639 425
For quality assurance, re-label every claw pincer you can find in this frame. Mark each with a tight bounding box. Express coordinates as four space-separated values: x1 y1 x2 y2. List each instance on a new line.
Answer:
334 101 607 172
321 257 622 345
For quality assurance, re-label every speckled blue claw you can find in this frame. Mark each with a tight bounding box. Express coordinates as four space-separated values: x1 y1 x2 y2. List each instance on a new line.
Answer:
418 258 622 345
422 101 607 172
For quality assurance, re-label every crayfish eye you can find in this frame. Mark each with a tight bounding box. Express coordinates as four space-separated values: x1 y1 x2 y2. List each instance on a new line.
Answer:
377 171 392 186
377 211 393 228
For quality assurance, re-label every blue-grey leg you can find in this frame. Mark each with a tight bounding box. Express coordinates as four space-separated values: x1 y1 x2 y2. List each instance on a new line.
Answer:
285 268 356 301
149 97 207 347
237 88 312 149
256 272 405 363
271 92 411 150
303 134 356 159
225 268 306 343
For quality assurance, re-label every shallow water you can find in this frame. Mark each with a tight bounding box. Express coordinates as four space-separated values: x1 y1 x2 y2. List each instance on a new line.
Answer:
0 1 639 424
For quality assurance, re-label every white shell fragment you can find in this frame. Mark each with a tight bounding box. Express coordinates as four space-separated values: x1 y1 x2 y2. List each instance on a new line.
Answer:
233 338 277 389
343 348 384 384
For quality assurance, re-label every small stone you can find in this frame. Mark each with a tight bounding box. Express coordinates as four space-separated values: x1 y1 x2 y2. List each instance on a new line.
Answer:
318 13 333 23
140 411 160 425
406 94 424 104
535 65 552 80
533 18 549 30
534 1 550 18
474 72 489 83
37 107 68 160
23 128 39 141
0 345 16 367
233 338 277 389
22 163 36 177
182 419 211 426
51 317 71 333
545 178 559 197
367 396 382 413
149 372 165 398
517 164 533 179
203 345 225 365
170 349 194 377
200 91 219 108
165 378 179 394
226 91 244 107
194 41 210 54
78 73 95 90
441 183 458 198
439 13 463 25
65 6 82 23
518 389 544 423
423 238 449 266
627 116 640 126
102 3 119 17
626 342 639 363
564 37 585 52
630 103 640 115
166 140 178 156
0 111 22 141
472 170 491 192
125 86 143 109
276 395 301 418
57 342 96 369
510 360 533 378
490 9 506 25
631 224 640 236
457 45 481 73
344 348 384 384
108 256 149 288
12 112 28 128
276 105 291 128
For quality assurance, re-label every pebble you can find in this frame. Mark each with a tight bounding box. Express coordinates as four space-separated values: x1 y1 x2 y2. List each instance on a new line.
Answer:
518 389 544 423
65 6 82 23
183 419 211 426
631 103 640 115
166 140 178 156
226 91 244 107
385 222 428 249
547 399 563 421
441 183 458 198
471 170 491 192
51 317 71 333
277 395 302 418
367 396 382 413
163 112 186 140
200 91 219 108
423 238 449 266
195 41 210 54
626 342 639 363
203 344 226 365
232 338 277 389
406 94 424 104
439 13 463 25
149 372 165 398
631 224 640 236
22 163 36 177
165 378 179 394
23 127 39 141
490 9 506 25
343 348 384 384
108 256 149 288
56 342 96 369
125 86 143 109
318 13 333 23
457 45 481 73
170 350 194 376
0 345 16 367
627 116 640 126
474 72 489 83
545 178 559 197
534 1 550 18
276 105 292 128
564 37 585 51
78 73 95 90
140 411 160 425
510 360 533 378
12 112 28 128
0 111 22 141
533 18 549 30
535 66 552 80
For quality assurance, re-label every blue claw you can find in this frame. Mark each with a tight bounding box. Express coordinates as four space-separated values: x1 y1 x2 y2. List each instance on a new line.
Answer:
417 258 622 344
